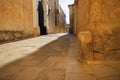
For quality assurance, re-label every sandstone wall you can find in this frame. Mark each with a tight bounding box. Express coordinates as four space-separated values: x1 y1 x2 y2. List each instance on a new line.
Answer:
0 0 39 41
47 0 56 34
57 6 66 33
47 0 66 34
68 5 74 33
75 0 120 61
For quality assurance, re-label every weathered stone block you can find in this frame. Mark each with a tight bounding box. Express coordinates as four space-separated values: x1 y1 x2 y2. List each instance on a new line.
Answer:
0 30 24 41
77 31 93 62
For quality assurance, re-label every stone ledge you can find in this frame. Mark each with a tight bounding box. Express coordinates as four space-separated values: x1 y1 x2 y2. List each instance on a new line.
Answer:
0 30 36 42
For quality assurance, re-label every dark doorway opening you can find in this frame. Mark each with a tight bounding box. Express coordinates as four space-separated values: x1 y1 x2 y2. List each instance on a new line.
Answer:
38 1 47 35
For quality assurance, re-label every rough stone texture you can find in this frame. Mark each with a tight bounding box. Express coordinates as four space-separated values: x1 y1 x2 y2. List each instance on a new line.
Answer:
74 0 120 61
0 30 24 41
0 0 39 41
78 31 93 62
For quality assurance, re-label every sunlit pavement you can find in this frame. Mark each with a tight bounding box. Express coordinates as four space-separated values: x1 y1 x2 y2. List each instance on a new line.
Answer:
0 33 120 80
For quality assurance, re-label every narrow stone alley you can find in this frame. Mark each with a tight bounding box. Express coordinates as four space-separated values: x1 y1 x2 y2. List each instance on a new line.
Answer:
0 34 120 80
0 0 120 80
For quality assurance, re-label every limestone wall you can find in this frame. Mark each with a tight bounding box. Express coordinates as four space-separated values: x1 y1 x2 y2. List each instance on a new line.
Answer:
0 0 39 41
68 5 74 33
47 0 56 34
68 4 77 35
75 0 120 61
0 0 66 41
47 0 66 34
57 6 66 33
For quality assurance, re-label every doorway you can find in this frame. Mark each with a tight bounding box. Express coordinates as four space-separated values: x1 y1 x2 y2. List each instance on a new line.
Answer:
38 1 46 35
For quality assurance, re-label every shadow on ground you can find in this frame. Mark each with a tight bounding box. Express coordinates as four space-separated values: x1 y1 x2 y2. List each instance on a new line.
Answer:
0 34 71 80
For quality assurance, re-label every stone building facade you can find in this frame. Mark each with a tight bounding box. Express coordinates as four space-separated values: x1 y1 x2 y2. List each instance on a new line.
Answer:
0 0 39 41
68 4 76 34
47 0 57 34
0 0 66 41
48 0 66 34
70 0 120 62
57 6 66 33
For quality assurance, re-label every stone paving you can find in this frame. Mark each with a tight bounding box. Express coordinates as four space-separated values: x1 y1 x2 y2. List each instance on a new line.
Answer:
0 33 70 80
0 33 120 80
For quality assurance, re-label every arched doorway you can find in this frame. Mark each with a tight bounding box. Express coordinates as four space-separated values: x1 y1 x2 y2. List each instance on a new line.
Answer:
38 1 46 35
